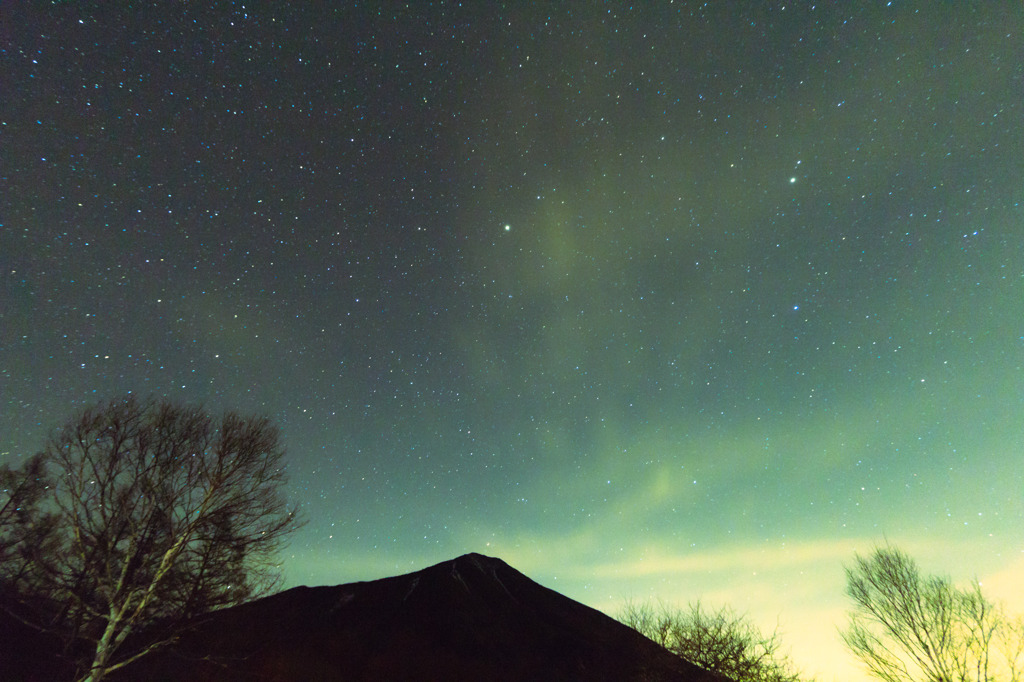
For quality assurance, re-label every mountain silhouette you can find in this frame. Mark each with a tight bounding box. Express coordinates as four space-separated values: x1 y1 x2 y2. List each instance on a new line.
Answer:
3 553 726 681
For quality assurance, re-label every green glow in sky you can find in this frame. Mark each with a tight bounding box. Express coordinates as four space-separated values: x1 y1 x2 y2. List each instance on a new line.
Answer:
3 3 1021 678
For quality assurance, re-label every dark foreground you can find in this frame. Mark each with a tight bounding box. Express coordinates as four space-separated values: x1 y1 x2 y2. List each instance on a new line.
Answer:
3 553 723 682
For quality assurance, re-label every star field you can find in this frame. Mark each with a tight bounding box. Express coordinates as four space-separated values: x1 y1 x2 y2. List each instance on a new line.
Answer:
2 4 1022 678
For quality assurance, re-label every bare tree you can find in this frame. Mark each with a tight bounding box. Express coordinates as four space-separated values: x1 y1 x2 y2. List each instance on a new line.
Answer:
621 599 805 682
0 397 302 682
842 545 1023 682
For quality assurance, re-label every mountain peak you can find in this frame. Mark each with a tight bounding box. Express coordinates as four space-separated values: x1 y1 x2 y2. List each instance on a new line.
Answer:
99 554 723 681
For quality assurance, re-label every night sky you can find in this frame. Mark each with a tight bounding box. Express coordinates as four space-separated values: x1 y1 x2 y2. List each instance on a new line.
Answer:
3 3 1022 678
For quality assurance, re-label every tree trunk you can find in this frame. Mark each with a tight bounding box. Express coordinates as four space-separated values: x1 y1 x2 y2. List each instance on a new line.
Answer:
81 609 122 682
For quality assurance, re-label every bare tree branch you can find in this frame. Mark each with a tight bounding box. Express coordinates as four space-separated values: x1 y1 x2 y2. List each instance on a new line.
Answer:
0 396 303 682
841 544 1023 682
621 598 807 682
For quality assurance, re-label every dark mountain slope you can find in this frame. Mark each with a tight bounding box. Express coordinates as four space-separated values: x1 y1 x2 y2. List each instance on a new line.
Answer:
117 552 720 681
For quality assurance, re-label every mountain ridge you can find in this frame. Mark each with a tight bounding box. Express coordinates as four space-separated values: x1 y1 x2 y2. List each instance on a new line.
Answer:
4 553 726 681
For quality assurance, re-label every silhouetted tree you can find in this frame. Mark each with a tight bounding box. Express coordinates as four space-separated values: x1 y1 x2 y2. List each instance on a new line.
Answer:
0 397 302 682
621 599 805 682
842 545 1023 682
1 453 58 591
